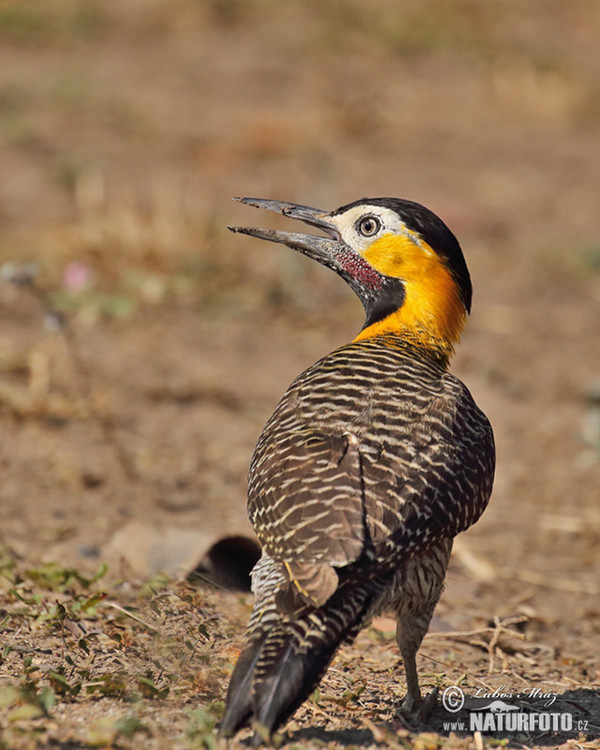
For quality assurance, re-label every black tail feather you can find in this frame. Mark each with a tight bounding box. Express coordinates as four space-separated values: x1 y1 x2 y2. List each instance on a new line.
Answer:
253 623 337 732
219 631 268 737
220 581 376 741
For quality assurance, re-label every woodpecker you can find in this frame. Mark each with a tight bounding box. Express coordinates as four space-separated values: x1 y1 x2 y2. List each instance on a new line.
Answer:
220 196 495 743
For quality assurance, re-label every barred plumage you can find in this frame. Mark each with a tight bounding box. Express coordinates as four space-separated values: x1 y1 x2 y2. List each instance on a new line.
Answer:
220 197 495 743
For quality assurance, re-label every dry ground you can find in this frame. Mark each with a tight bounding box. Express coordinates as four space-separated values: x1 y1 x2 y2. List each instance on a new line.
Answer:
0 1 599 748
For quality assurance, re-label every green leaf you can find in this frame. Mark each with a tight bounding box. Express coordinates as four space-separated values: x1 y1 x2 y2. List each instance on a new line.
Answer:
137 676 169 699
8 703 43 721
81 591 105 612
38 686 56 713
137 676 159 697
49 671 74 696
0 685 19 709
114 716 149 738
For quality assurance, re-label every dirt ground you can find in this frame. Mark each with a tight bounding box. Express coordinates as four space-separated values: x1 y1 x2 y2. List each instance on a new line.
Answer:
0 1 599 748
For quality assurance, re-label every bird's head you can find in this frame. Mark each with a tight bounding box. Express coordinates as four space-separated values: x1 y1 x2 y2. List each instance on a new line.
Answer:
229 197 472 360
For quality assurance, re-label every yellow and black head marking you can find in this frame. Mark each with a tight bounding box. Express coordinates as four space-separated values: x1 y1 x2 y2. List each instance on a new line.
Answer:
229 196 472 360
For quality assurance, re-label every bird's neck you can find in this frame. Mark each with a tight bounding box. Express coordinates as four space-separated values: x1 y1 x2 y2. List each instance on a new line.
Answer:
354 265 467 362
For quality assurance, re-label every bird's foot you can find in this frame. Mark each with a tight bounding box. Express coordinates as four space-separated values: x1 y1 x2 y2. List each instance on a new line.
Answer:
396 687 439 729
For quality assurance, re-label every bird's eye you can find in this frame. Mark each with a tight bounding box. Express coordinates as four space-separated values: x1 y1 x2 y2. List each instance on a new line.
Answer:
356 215 381 237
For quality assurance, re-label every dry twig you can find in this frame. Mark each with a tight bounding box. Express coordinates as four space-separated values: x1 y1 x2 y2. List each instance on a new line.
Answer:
104 601 160 633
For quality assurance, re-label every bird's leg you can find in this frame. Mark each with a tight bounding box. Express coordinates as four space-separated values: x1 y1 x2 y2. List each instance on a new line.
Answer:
395 614 438 724
399 642 422 715
393 539 452 725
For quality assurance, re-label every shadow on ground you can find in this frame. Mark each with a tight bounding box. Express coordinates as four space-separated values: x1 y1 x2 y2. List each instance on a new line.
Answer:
282 689 600 748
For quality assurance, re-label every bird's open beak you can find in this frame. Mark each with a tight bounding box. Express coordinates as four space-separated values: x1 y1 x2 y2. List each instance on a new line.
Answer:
228 197 341 269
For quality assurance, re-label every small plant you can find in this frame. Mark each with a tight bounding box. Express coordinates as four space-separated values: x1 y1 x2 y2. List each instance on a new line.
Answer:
183 704 223 749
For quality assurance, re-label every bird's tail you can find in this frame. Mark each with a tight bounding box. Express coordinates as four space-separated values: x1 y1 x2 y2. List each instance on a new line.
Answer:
219 580 376 742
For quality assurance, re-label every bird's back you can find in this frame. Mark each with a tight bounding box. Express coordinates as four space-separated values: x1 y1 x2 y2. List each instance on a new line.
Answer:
249 334 494 592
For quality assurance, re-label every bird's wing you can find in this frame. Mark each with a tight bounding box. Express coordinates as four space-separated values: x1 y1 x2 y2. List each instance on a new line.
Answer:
248 376 494 610
360 383 495 554
248 428 367 609
249 429 366 563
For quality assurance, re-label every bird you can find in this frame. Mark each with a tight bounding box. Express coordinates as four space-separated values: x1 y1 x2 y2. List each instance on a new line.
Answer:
219 196 495 744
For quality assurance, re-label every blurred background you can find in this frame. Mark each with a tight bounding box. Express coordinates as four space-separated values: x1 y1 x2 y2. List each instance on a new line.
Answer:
0 0 599 721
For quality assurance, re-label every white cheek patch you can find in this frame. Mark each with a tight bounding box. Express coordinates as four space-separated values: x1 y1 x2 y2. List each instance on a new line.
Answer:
330 205 432 256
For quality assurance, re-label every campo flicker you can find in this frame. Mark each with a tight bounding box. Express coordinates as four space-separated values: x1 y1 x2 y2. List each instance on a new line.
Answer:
220 196 495 743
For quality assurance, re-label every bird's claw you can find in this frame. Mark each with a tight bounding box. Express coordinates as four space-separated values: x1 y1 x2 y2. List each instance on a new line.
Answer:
396 687 439 728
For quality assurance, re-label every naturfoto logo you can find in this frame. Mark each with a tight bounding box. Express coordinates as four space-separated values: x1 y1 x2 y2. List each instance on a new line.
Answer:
440 685 579 735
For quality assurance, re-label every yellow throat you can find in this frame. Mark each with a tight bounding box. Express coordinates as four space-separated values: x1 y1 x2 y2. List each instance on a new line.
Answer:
354 233 467 355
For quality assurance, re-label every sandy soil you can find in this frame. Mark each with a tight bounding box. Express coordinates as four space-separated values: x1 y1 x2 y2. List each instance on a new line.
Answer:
0 1 599 748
